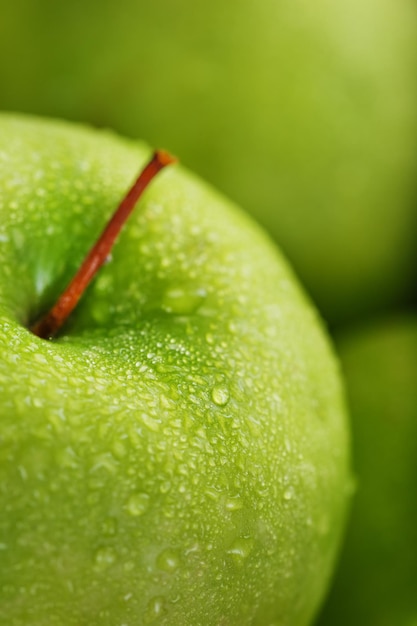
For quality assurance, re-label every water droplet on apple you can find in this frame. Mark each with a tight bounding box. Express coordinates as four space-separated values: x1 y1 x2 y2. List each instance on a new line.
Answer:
144 595 166 623
126 492 150 516
162 287 206 315
156 548 180 573
94 546 116 570
283 486 295 501
205 487 221 501
225 496 243 511
226 537 254 564
140 413 161 432
33 352 48 365
90 452 117 474
211 384 230 406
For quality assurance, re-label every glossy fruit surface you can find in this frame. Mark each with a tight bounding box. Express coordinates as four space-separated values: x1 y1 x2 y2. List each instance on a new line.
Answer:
1 0 417 323
0 114 351 625
317 317 417 626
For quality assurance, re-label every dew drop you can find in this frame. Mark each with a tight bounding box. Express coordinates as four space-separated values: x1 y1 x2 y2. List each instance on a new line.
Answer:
126 492 150 516
162 287 206 315
283 486 295 501
33 353 48 365
225 496 243 511
94 546 116 570
156 548 180 573
140 413 161 432
144 595 166 623
205 487 221 501
227 537 254 564
211 385 230 407
90 452 118 474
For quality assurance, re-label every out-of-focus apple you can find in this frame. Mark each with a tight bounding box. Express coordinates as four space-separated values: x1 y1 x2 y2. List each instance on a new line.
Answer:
317 316 417 626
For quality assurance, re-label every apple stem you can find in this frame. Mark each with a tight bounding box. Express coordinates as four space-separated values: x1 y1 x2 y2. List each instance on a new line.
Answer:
31 149 177 340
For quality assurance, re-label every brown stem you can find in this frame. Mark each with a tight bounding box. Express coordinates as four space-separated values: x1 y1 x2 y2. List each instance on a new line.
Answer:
31 149 177 339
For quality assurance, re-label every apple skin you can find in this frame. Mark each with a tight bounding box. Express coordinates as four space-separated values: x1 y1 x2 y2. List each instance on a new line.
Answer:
0 114 351 625
317 317 417 626
1 0 417 324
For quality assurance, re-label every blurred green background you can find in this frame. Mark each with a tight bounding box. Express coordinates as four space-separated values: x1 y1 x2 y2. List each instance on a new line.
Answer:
0 0 417 623
1 0 417 326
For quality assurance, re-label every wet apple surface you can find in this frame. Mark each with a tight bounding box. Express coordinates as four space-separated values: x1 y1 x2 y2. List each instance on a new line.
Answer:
0 114 351 625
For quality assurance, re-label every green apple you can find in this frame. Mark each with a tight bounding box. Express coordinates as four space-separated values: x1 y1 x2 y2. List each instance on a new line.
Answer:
0 0 417 323
317 316 417 626
0 113 351 625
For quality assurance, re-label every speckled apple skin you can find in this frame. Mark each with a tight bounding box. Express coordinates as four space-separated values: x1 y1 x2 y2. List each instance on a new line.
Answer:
0 114 351 626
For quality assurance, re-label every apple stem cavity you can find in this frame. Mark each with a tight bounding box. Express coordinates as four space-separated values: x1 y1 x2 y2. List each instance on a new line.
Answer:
31 149 177 340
